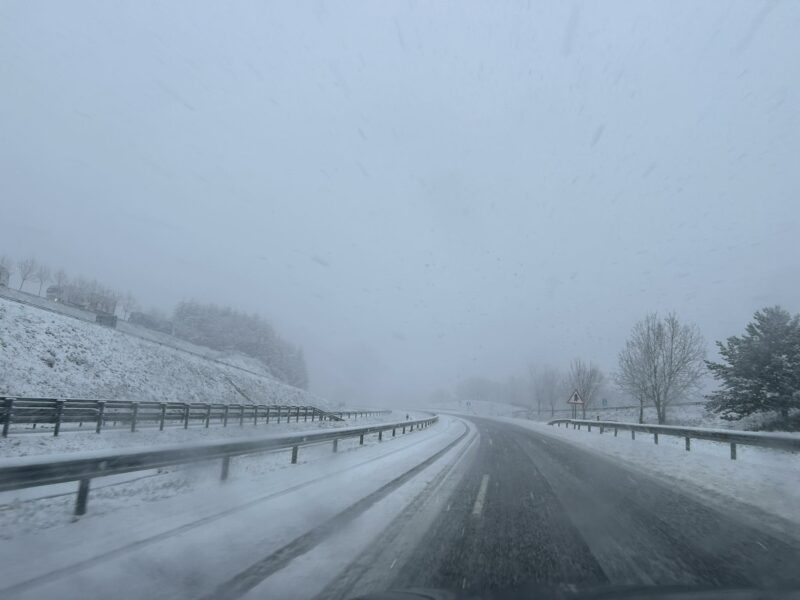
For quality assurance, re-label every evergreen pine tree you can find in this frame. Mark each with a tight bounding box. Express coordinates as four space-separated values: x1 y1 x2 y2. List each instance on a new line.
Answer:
706 306 800 424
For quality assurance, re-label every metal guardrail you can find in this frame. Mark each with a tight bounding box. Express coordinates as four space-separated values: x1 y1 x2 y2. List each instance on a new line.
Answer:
0 415 438 515
547 418 800 460
0 397 391 437
330 409 392 420
514 401 705 419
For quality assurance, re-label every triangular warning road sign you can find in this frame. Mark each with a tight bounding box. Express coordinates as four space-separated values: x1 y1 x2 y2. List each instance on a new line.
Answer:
567 390 584 405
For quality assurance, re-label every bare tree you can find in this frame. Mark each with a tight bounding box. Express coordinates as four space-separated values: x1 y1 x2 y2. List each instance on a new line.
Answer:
568 359 605 419
615 312 706 424
53 268 68 289
532 365 565 418
528 364 541 414
33 264 51 296
16 257 37 291
121 291 139 319
0 256 12 286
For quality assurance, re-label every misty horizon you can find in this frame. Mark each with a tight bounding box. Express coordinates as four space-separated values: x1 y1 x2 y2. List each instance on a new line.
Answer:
2 0 798 406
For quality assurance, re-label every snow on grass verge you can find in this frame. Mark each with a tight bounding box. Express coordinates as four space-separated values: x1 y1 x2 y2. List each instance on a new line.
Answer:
496 417 800 529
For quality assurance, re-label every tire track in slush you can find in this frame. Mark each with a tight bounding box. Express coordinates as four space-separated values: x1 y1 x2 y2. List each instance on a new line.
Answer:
205 423 470 600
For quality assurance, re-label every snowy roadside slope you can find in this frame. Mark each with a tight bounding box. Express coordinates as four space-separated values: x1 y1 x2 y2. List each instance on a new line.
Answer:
0 297 325 406
494 417 800 529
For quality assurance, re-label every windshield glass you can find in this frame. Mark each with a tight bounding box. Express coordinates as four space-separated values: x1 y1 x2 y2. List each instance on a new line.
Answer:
1 2 798 599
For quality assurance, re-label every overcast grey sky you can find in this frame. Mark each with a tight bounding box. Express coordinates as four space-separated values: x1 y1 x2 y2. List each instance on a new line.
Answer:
2 1 798 405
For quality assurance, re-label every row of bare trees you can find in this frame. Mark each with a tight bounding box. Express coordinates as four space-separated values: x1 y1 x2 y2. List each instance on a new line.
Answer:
0 254 139 318
1 255 54 295
452 312 706 425
527 313 707 424
452 307 797 428
529 359 605 419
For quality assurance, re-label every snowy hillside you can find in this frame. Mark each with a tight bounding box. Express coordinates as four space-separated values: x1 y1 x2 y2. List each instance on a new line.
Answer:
0 297 327 407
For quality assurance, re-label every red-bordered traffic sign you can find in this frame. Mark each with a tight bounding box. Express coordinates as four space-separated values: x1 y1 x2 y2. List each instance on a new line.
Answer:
567 390 584 405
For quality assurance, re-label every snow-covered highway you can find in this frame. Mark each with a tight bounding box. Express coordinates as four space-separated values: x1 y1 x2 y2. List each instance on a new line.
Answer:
2 415 799 599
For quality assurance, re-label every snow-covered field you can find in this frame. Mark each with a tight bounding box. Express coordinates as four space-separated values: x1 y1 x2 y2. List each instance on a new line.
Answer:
496 416 800 529
0 297 324 406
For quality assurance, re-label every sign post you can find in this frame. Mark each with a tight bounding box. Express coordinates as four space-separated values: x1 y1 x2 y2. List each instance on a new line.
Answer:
566 390 584 419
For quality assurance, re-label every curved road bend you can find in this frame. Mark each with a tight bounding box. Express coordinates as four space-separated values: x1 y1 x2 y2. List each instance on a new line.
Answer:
336 416 800 597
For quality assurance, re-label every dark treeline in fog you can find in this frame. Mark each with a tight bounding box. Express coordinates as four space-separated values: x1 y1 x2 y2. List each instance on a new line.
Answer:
173 301 308 389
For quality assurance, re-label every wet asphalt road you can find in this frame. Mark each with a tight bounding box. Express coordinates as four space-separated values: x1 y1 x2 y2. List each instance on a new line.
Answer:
391 417 800 595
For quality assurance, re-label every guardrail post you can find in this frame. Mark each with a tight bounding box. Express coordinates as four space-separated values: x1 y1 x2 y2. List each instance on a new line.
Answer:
205 405 211 428
183 404 190 429
332 438 338 453
130 403 138 432
265 406 271 424
276 407 281 424
587 424 591 432
75 478 91 516
291 445 299 463
359 434 364 445
402 425 406 434
254 405 259 426
631 430 635 440
685 437 691 451
311 410 316 422
392 427 396 437
223 405 229 427
378 430 383 442
159 403 167 431
3 398 14 437
614 427 618 437
221 456 230 481
653 432 658 445
239 405 245 427
730 443 737 460
304 407 308 422
54 400 65 437
96 401 105 434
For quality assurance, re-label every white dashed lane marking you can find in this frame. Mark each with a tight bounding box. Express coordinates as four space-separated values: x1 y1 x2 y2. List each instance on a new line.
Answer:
471 474 490 517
